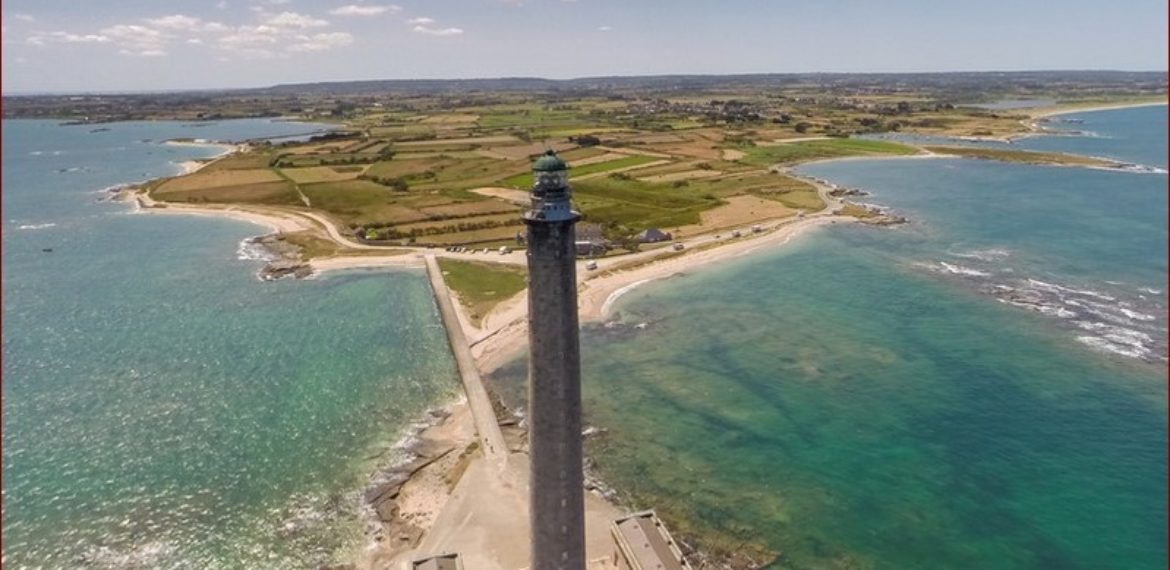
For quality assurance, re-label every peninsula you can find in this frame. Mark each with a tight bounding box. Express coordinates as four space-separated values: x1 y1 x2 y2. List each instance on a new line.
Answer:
88 74 1165 568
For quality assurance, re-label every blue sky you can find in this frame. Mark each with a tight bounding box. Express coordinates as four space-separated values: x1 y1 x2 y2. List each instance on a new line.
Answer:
1 0 1166 93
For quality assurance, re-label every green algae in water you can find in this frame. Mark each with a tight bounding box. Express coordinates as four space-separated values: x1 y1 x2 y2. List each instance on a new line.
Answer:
491 233 1166 569
551 109 1169 569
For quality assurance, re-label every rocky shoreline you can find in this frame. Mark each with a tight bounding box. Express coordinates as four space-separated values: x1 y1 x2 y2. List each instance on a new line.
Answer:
234 234 315 280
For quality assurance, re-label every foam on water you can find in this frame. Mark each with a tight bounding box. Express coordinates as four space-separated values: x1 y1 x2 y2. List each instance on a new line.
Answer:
235 235 278 262
936 261 992 277
601 279 652 317
970 274 1163 361
948 247 1011 262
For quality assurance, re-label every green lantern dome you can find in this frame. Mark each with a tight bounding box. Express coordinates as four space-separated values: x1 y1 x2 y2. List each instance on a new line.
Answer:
532 150 568 172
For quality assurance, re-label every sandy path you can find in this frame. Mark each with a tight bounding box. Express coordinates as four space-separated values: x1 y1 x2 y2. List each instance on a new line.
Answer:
593 145 674 158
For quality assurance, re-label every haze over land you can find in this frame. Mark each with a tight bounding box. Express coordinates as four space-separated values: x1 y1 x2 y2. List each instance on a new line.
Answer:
2 0 1167 93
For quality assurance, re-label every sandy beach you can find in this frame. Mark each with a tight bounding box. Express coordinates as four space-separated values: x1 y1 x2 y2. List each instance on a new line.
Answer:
1030 100 1167 119
166 141 247 176
132 192 315 235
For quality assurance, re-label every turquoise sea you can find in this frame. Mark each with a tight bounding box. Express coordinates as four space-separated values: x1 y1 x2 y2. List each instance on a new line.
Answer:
2 120 460 568
489 106 1168 569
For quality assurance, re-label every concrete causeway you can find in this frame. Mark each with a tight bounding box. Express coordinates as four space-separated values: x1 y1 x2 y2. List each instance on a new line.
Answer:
424 255 509 465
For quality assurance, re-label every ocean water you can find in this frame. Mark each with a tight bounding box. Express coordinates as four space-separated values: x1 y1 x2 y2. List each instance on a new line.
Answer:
2 120 459 568
490 106 1167 569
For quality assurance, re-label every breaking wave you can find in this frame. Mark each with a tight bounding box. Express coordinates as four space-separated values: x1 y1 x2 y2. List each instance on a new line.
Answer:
938 262 991 277
917 261 991 277
948 248 1011 262
236 235 278 262
915 258 1166 362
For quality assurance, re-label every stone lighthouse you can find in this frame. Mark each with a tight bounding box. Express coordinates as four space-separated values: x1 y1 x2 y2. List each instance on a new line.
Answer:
524 150 585 570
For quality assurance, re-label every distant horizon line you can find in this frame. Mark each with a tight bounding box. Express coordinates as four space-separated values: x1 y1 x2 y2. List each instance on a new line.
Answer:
4 68 1167 97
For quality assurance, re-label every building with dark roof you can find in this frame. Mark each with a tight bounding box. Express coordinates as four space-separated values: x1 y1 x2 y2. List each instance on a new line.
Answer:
411 553 463 570
636 228 672 243
611 511 693 570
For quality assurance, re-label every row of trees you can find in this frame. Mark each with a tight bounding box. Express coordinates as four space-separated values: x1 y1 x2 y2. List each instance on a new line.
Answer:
269 153 381 168
357 175 409 191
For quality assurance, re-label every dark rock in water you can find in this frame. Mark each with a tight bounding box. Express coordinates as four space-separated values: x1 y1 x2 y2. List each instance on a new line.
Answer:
42 248 53 253
259 261 312 281
862 215 908 226
363 474 408 505
828 187 870 197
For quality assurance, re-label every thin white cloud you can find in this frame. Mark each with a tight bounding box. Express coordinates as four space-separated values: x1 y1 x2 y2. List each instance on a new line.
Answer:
122 49 167 57
329 4 400 16
598 25 612 31
145 15 200 30
413 24 462 36
23 7 344 60
27 31 111 46
219 25 281 50
145 15 228 33
216 1 229 9
264 11 328 28
287 31 353 51
408 16 461 36
100 24 170 56
13 13 35 22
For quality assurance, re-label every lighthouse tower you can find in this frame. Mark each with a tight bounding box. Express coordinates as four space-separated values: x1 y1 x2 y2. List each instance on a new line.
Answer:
524 150 585 570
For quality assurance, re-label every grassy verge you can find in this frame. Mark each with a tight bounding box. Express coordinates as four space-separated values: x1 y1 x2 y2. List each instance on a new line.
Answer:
436 258 527 326
923 145 1117 167
836 203 879 219
741 138 919 167
279 231 408 259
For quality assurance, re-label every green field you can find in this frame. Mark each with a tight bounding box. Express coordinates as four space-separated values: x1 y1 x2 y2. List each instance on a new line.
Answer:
436 258 528 325
502 155 663 188
572 176 721 229
141 85 1138 251
922 145 1117 167
741 138 919 166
